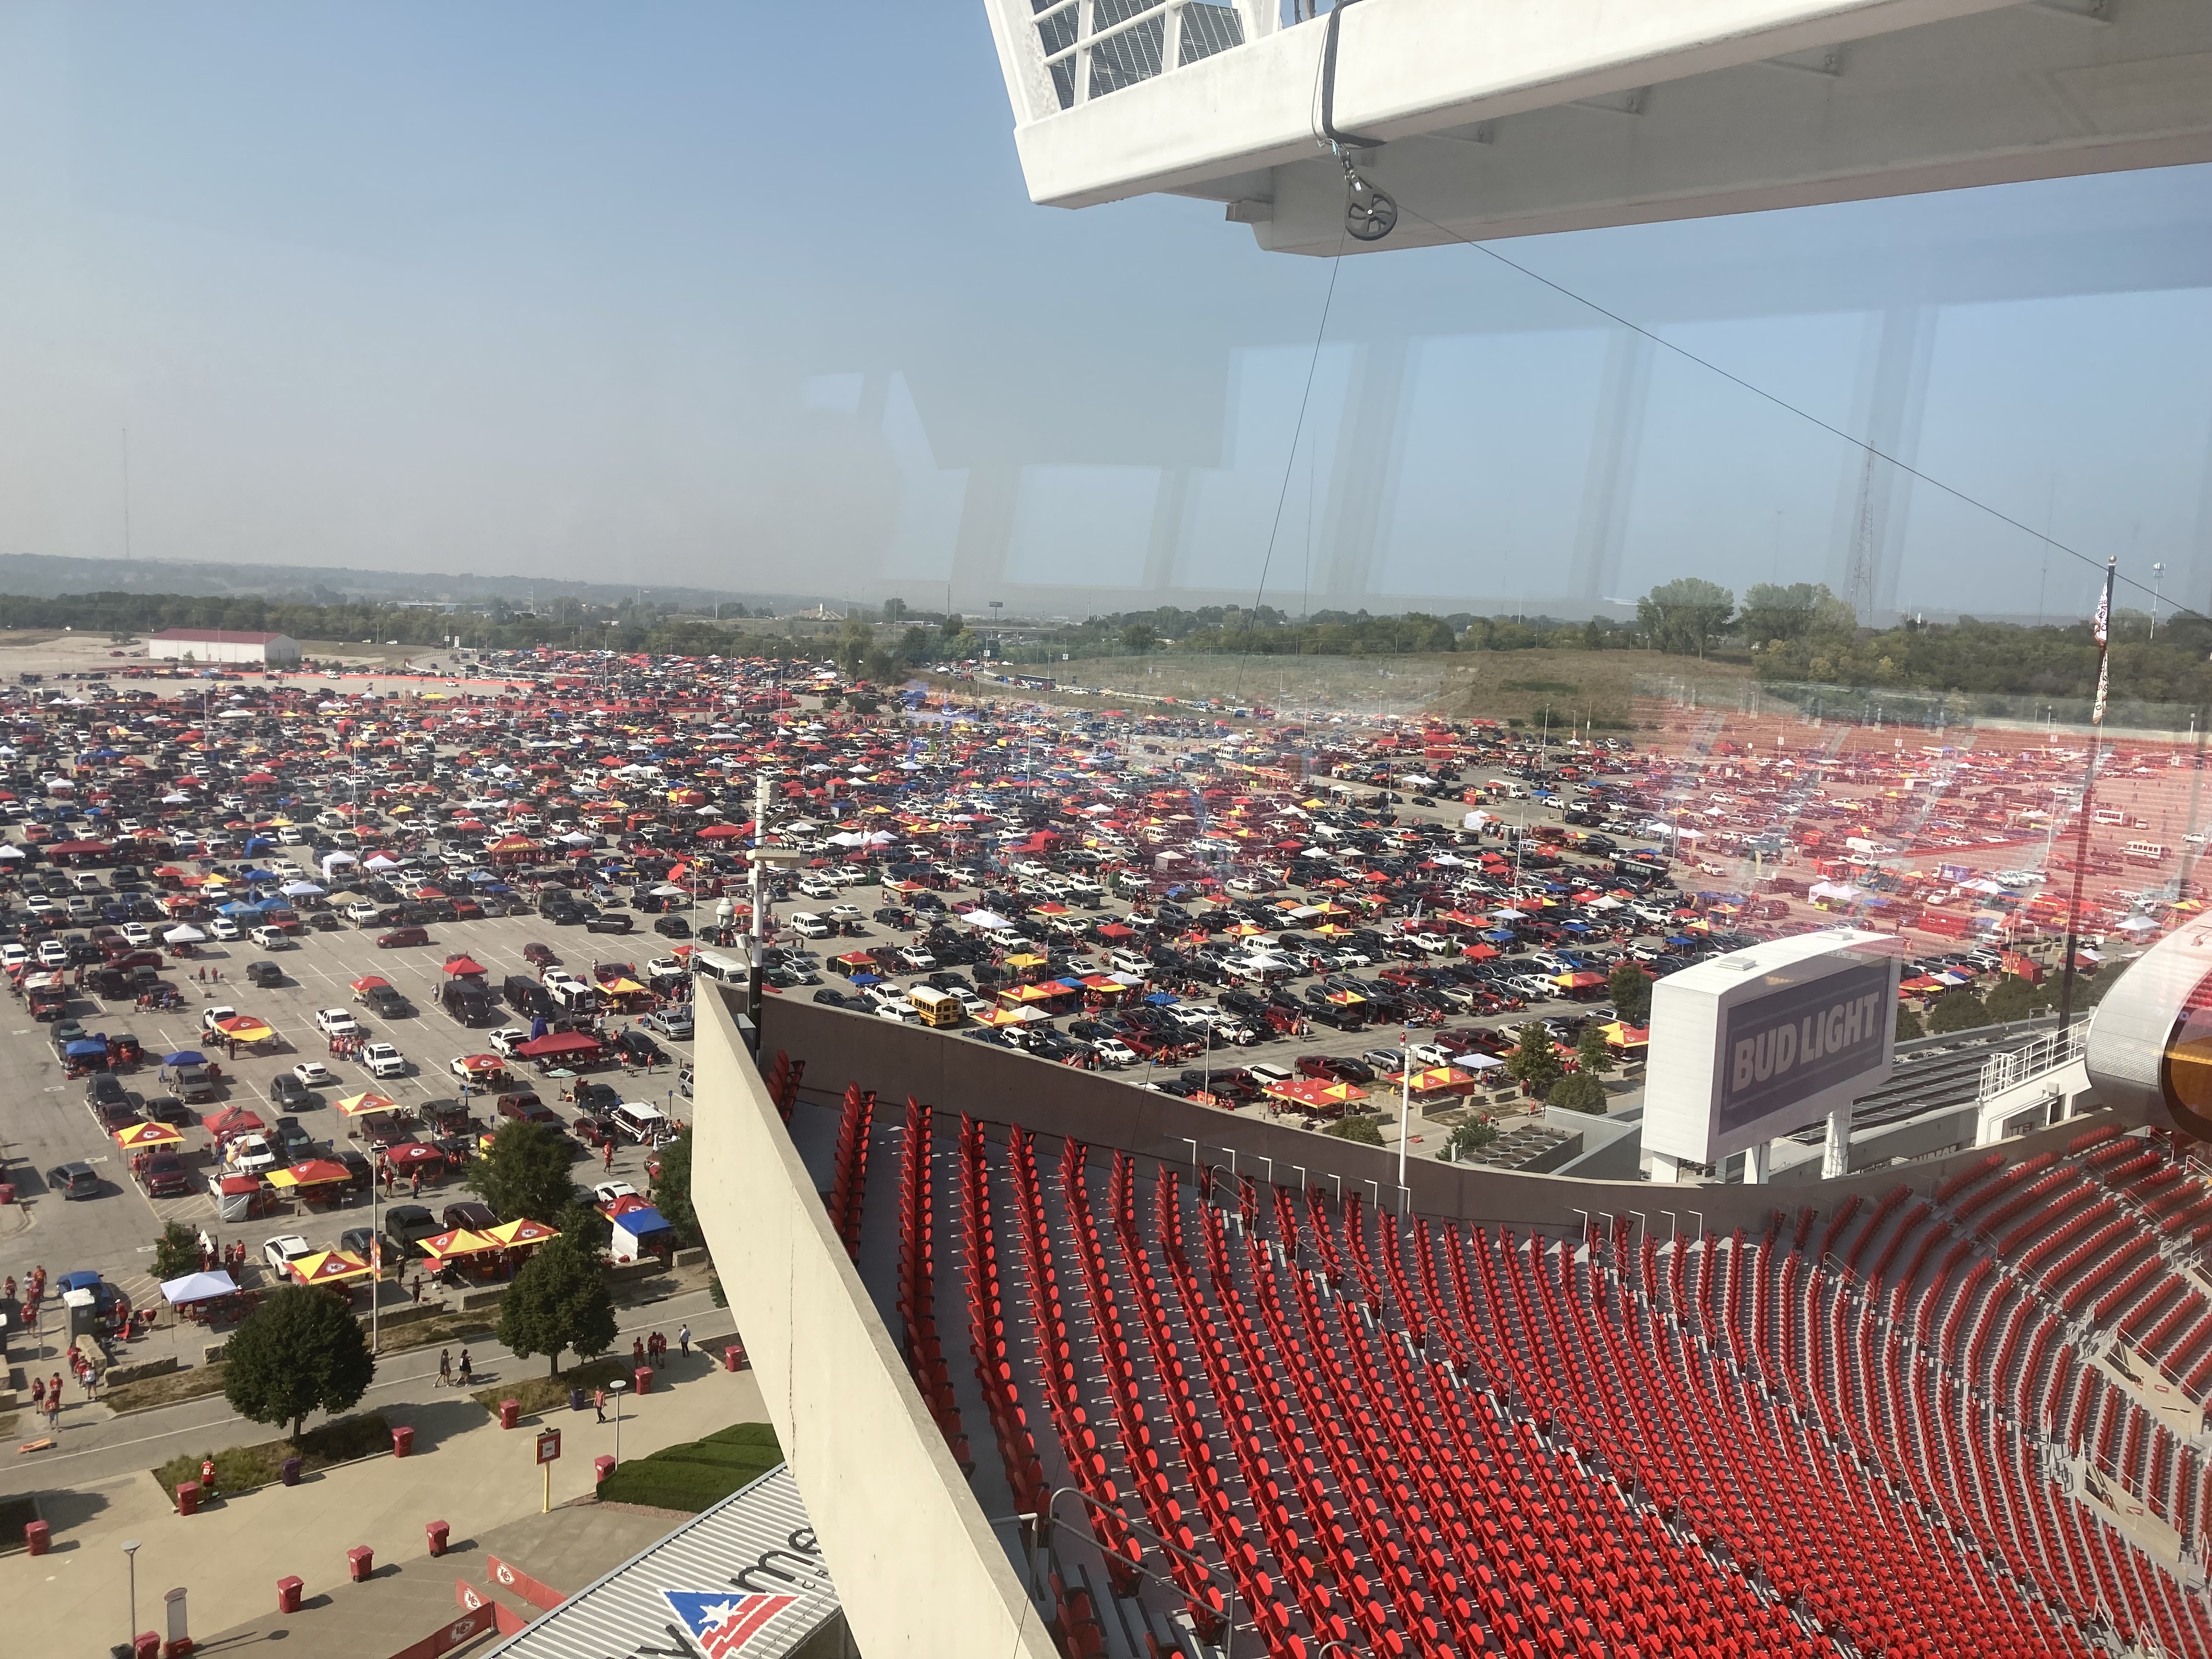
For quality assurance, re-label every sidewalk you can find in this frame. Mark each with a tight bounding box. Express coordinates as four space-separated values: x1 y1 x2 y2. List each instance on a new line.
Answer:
2 1342 763 1655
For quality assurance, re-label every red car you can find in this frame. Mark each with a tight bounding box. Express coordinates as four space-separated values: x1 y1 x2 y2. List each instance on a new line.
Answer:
377 927 430 949
140 1151 192 1198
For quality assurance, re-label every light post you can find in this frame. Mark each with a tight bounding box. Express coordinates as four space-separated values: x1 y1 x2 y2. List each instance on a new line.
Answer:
122 1538 142 1654
607 1376 628 1470
746 844 806 1031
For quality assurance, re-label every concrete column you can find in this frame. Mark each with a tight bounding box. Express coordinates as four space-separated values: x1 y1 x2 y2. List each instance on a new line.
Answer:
1140 467 1191 594
1318 336 1409 607
1827 306 1937 624
1744 1141 1770 1184
1822 1105 1852 1178
1567 328 1654 606
1649 1149 1685 1183
948 462 1021 611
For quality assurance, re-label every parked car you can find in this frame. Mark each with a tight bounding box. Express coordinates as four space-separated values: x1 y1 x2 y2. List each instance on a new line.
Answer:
46 1161 100 1201
362 1042 408 1079
377 927 430 949
268 1073 312 1109
140 1151 192 1197
292 1060 336 1088
262 1233 314 1275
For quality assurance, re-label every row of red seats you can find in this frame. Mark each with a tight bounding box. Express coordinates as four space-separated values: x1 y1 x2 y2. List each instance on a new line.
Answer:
893 1099 968 1470
854 1103 2202 1659
823 1084 873 1261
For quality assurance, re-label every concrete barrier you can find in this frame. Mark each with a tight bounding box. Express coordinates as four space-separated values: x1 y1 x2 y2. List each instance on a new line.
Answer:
695 985 1057 1659
104 1355 179 1389
757 993 2121 1238
456 1286 508 1314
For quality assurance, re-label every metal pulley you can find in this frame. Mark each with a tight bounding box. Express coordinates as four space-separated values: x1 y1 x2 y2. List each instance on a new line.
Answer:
1341 155 1397 242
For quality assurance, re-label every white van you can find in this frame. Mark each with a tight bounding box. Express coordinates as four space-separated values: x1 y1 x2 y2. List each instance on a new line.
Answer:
2124 840 2169 866
692 949 748 984
789 912 833 940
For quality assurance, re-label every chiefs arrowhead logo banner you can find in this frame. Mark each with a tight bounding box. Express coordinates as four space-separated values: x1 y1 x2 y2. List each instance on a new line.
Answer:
660 1590 798 1657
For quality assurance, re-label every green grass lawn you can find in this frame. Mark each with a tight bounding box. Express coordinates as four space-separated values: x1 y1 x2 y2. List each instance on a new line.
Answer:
154 1413 391 1497
595 1422 783 1513
470 1356 628 1419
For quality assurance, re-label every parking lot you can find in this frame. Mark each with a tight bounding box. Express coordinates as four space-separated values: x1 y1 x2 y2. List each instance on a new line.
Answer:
5 886 692 1328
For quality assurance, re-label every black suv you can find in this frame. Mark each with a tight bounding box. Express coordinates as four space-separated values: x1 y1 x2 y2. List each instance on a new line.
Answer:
382 1204 443 1259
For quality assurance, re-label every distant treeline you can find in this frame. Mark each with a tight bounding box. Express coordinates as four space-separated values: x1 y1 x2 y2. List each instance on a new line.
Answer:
0 590 760 658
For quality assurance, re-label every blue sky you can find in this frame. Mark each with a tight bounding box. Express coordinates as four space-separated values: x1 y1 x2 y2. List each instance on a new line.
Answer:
0 2 2205 623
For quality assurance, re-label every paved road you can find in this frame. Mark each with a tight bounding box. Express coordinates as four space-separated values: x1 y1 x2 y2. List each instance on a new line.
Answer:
1 1281 730 1497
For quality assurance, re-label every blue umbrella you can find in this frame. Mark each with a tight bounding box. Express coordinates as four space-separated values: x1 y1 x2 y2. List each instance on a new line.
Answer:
163 1049 207 1067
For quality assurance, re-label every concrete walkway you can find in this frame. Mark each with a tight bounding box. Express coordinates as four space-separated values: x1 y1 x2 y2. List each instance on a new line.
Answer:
4 1343 765 1657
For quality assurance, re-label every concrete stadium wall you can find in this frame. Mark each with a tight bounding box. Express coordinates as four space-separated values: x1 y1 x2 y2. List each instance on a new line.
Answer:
692 985 1059 1659
759 997 2118 1239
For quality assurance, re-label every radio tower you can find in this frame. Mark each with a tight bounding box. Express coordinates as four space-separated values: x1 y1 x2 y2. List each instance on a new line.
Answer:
1843 451 1877 625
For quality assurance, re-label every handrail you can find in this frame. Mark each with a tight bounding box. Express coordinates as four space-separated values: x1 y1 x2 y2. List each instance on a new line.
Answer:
1977 1024 2086 1103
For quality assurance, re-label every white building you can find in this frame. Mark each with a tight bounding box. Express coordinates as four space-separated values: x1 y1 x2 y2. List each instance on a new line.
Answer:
145 629 303 667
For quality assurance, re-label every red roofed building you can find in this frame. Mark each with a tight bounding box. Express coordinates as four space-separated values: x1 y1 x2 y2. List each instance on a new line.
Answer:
146 629 302 667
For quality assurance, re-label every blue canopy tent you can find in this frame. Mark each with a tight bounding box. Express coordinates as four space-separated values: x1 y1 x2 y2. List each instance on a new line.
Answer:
163 1049 207 1068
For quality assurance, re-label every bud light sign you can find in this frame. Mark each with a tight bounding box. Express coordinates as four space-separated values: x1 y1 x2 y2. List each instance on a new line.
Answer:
1720 960 1892 1136
1641 928 1902 1169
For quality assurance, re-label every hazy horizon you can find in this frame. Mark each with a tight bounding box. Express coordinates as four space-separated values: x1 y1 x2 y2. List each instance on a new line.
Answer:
1 3 2206 625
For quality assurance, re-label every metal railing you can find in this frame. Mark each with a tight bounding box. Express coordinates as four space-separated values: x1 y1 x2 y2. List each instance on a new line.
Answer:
1976 1024 2086 1103
1028 0 1257 112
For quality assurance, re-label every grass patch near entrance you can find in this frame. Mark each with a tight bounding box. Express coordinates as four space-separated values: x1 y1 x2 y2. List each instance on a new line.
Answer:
105 1365 228 1415
154 1413 391 1497
377 1313 495 1357
470 1355 628 1419
595 1422 783 1513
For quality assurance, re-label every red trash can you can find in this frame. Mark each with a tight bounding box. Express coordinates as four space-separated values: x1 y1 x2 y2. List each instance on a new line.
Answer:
498 1398 520 1430
276 1577 303 1615
22 1520 48 1556
721 1343 743 1373
594 1455 615 1483
425 1520 449 1556
0 1184 15 1207
390 1424 414 1458
175 1481 200 1516
346 1545 374 1583
632 1365 652 1397
133 1635 160 1659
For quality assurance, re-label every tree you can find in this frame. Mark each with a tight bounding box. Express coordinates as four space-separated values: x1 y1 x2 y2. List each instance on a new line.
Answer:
1575 1023 1616 1076
1121 620 1158 654
1982 975 2046 1025
555 1198 612 1257
152 1220 202 1284
1926 988 1989 1035
1637 578 1735 658
223 1286 375 1441
497 1237 618 1378
1897 1006 1926 1041
465 1119 580 1225
649 1128 699 1247
1740 582 1855 648
1444 1117 1498 1161
1548 1072 1608 1115
1322 1114 1384 1146
1504 1022 1563 1096
1607 960 1652 1025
